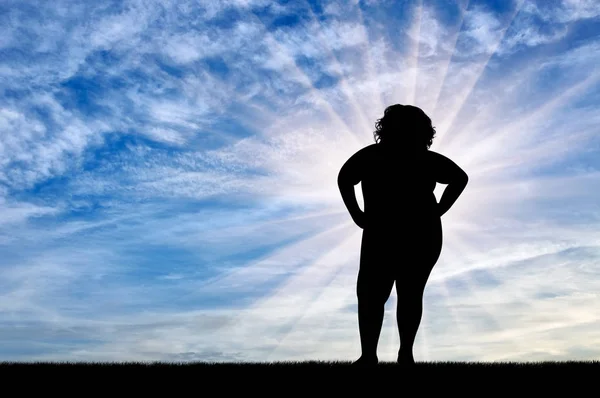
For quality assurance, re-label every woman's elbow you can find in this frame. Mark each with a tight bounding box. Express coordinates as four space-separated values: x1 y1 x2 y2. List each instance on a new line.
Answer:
458 171 468 186
340 177 361 187
338 176 352 188
337 170 358 187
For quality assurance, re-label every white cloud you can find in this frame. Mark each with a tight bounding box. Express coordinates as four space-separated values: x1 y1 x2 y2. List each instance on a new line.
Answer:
460 7 505 56
0 199 59 227
524 0 600 23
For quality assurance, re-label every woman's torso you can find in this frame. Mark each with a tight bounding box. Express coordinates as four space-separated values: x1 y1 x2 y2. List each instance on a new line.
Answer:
360 143 439 228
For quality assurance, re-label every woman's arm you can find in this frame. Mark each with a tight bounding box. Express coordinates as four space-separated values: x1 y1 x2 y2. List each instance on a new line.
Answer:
430 151 469 217
337 147 369 228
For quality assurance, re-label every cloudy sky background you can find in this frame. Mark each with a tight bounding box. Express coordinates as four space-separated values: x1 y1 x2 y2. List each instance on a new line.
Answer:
1 0 599 362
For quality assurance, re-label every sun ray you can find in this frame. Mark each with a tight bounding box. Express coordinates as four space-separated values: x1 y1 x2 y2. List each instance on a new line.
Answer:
453 70 600 170
245 226 359 309
406 0 423 106
432 0 526 146
264 254 358 361
432 233 531 360
309 265 359 360
428 239 477 357
425 0 471 112
457 275 525 361
433 278 468 333
432 23 581 153
381 1 425 108
229 100 281 135
184 8 367 149
374 288 397 362
299 1 375 137
167 211 351 308
243 9 366 148
231 226 362 350
250 226 359 312
415 296 432 362
198 219 354 293
198 224 359 345
228 207 346 230
392 230 483 363
466 126 599 181
355 2 387 119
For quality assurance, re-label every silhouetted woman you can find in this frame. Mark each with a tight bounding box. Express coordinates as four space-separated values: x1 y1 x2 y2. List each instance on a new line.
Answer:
337 104 468 366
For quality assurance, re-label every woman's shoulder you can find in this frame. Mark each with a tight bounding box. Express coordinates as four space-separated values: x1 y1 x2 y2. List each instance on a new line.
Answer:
363 143 378 151
424 149 452 163
361 144 448 161
354 143 379 159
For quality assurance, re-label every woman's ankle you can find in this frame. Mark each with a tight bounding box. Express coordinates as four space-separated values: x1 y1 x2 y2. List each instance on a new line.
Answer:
398 348 414 361
359 353 378 361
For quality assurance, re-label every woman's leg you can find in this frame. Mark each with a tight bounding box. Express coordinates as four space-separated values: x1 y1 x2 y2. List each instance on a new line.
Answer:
396 226 442 364
356 268 394 362
396 276 429 364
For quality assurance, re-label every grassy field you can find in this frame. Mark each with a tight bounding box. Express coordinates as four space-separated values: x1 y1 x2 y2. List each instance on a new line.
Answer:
2 359 599 368
1 360 596 392
2 359 598 374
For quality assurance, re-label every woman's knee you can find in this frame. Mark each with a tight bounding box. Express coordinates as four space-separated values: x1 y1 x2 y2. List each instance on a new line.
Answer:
357 284 391 305
396 284 426 303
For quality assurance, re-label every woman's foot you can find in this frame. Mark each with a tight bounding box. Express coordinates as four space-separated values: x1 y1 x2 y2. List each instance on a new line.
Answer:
352 355 379 366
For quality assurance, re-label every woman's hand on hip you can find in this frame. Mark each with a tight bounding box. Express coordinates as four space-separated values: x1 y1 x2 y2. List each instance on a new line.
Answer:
353 211 368 229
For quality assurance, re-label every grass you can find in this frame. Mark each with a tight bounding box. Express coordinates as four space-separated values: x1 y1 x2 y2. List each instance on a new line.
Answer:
2 360 597 392
2 359 599 368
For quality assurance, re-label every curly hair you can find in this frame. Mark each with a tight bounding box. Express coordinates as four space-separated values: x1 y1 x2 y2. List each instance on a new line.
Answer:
373 104 436 150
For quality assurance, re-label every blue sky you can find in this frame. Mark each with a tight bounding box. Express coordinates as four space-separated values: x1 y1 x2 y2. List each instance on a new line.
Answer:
1 0 600 363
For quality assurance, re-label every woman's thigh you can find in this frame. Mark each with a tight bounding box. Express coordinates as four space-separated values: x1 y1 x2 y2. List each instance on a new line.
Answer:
360 222 442 292
395 228 442 293
356 266 395 303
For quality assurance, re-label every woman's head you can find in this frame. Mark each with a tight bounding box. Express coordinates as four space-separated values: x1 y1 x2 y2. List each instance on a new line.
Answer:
373 104 436 150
